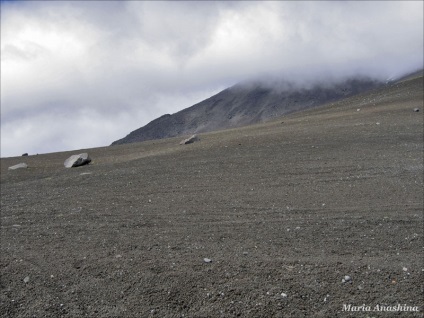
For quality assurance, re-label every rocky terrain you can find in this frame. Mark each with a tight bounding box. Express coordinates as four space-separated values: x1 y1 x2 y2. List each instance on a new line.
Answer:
111 77 383 146
1 75 423 317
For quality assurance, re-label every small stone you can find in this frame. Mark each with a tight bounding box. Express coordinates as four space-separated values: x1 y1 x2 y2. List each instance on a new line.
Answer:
281 293 287 298
203 258 212 263
22 153 28 156
242 251 248 255
402 267 408 272
342 275 352 283
23 276 30 283
413 108 419 112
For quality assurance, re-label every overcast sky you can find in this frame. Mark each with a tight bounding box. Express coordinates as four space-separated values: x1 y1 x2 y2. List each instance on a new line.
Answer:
1 1 423 157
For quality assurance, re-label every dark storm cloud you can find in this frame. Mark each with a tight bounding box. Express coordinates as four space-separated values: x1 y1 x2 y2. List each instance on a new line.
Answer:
1 1 423 157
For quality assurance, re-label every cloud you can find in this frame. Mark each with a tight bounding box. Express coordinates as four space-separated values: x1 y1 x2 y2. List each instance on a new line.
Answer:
1 1 423 157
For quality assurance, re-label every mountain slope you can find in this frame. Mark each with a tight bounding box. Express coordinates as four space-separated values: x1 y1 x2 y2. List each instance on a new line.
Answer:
111 77 384 145
2 74 422 318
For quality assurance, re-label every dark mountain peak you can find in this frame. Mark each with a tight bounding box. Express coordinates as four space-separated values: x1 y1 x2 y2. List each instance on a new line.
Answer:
111 76 384 146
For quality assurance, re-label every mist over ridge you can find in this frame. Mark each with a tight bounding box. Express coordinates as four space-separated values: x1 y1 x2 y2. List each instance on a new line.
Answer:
111 72 393 146
1 1 422 156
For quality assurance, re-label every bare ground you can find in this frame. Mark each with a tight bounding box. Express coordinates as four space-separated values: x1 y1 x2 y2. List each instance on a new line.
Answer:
1 77 423 317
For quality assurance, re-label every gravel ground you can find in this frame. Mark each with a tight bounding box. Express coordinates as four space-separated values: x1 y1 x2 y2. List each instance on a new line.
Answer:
1 77 423 317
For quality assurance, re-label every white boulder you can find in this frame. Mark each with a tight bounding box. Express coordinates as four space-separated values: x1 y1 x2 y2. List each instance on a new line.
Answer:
8 163 28 170
180 134 199 145
64 153 91 168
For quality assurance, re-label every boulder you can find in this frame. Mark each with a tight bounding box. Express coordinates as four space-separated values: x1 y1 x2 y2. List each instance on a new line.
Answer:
64 153 91 168
22 153 28 156
8 163 28 170
180 134 199 145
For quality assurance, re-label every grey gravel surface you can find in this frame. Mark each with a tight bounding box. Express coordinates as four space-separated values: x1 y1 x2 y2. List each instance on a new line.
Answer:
1 76 423 317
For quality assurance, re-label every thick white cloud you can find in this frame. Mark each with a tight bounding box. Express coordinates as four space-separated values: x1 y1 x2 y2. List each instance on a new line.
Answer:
1 1 423 157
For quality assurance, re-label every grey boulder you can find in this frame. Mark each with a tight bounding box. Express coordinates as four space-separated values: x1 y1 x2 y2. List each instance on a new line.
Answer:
180 134 199 145
8 163 28 170
64 153 91 168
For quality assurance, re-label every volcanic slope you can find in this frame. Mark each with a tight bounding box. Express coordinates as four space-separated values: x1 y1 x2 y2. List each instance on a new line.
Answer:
1 75 423 317
111 77 382 145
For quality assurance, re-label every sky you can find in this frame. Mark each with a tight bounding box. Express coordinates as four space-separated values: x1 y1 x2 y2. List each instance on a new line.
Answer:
1 1 423 157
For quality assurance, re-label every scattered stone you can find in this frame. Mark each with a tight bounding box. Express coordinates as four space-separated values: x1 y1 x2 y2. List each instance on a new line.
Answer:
281 293 288 298
402 267 408 272
64 153 91 168
357 108 360 112
22 153 28 156
342 275 352 283
203 258 212 263
8 163 28 170
180 134 199 145
242 251 249 255
23 276 30 283
413 108 419 112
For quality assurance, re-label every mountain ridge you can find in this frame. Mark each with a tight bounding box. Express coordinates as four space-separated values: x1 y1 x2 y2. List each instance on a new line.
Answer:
111 73 418 146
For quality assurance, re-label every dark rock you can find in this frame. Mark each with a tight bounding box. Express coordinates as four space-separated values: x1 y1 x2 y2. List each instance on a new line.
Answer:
22 153 28 156
413 108 420 112
64 153 91 168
